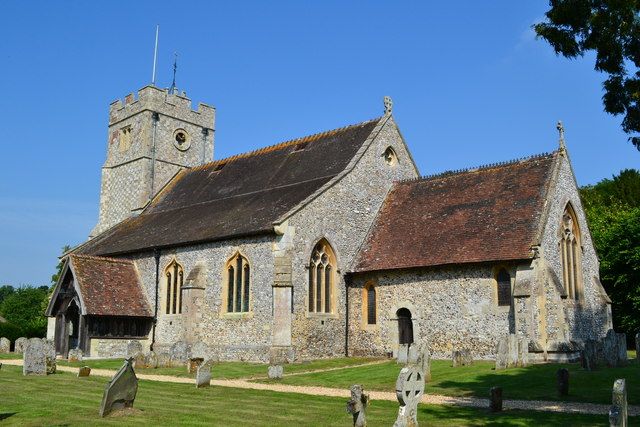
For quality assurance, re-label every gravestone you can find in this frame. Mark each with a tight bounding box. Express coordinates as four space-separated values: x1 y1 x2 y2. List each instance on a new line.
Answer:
346 384 369 427
495 334 528 370
195 359 213 388
145 351 158 369
132 352 146 369
609 379 627 427
191 341 209 360
68 348 83 363
170 341 190 366
99 358 138 417
557 368 569 396
452 349 472 367
78 366 91 377
126 340 143 358
43 339 56 374
581 339 598 371
14 337 27 354
394 366 425 427
157 352 171 368
495 337 509 370
188 357 204 374
0 337 10 353
23 338 46 376
407 342 431 382
603 329 627 367
490 386 503 412
635 332 640 363
268 365 283 379
517 337 529 367
397 343 409 365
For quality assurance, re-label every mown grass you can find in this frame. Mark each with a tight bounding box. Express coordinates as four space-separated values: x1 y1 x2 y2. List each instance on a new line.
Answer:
0 353 22 360
0 365 614 426
59 356 378 379
259 358 640 405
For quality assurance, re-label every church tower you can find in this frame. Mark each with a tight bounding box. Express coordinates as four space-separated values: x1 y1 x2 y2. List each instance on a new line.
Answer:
91 85 215 238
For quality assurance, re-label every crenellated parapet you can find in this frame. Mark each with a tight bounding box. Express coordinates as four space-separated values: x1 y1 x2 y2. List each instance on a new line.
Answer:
109 85 215 129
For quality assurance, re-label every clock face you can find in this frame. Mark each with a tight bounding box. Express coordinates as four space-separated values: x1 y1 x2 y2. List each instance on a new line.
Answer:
173 128 191 151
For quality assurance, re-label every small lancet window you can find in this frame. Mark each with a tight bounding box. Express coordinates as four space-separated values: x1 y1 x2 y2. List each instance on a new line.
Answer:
308 240 336 314
560 204 583 300
164 259 184 315
496 268 511 306
383 146 398 166
365 283 377 325
226 253 251 313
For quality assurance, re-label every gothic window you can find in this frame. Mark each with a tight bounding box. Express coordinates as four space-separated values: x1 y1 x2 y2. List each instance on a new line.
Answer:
365 283 377 325
119 126 132 152
496 268 511 306
308 240 336 314
226 253 251 313
164 259 184 315
560 204 583 300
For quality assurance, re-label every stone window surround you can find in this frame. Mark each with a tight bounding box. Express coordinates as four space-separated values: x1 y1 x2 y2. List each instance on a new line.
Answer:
559 202 584 301
163 257 184 315
382 146 398 167
492 264 514 310
361 279 379 330
219 250 254 319
305 238 339 320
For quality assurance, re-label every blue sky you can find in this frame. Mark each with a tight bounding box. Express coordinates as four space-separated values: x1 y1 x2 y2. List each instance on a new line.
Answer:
0 1 638 287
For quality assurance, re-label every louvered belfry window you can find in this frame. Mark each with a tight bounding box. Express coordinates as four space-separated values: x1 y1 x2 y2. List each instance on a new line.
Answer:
164 260 184 315
496 268 511 306
227 253 250 313
308 240 336 314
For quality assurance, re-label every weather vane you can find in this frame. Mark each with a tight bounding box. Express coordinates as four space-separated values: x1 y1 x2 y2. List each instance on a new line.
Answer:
169 52 178 94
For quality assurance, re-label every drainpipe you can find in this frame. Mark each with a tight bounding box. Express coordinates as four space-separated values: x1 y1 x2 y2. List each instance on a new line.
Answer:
150 248 160 351
149 112 160 201
344 274 350 357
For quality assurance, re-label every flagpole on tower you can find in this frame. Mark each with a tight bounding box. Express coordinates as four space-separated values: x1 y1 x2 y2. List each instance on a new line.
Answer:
151 25 159 85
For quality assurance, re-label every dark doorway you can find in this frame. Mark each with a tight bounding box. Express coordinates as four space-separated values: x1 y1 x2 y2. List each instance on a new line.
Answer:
66 302 80 353
397 307 414 345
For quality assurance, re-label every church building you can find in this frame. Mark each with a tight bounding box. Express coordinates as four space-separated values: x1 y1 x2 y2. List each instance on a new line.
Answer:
45 85 612 362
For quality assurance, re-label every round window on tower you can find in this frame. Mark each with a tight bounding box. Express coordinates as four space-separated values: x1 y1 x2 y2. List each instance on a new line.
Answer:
173 128 191 151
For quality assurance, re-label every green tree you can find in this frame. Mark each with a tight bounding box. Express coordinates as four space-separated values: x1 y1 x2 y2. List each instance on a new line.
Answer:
535 1 640 149
0 285 14 306
51 244 71 286
0 287 49 336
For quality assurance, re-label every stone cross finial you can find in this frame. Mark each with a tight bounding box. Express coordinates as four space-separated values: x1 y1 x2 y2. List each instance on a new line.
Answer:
384 96 393 115
557 120 566 151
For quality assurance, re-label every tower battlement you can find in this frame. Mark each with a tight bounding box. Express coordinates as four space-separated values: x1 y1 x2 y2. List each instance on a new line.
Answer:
109 85 215 129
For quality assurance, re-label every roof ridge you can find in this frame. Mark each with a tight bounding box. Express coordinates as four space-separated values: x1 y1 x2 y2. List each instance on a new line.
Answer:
189 116 383 173
71 253 133 265
397 150 558 184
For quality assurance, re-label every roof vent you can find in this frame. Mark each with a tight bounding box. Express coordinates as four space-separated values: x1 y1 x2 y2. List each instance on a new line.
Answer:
293 142 309 152
214 162 227 172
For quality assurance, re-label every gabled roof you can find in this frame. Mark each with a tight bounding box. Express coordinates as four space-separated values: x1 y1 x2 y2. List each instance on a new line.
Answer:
66 255 151 317
353 152 559 273
79 117 383 256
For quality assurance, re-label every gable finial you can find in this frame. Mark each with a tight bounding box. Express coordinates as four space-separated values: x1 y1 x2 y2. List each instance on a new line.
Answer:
383 96 393 115
557 120 566 151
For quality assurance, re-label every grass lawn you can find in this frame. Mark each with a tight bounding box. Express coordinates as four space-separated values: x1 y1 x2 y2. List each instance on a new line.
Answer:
59 356 378 379
259 358 640 405
0 353 22 360
0 364 614 426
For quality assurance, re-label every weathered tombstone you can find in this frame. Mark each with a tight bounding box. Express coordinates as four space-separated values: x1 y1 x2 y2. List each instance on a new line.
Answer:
43 339 56 374
452 349 473 367
495 337 509 370
191 341 209 360
346 384 369 427
490 386 503 412
78 366 91 377
132 351 146 369
99 358 138 417
157 352 171 368
0 337 10 353
14 337 27 354
394 366 425 427
188 357 204 374
23 338 46 376
413 343 431 382
145 351 158 369
397 343 409 365
170 341 190 367
582 339 598 371
609 379 627 427
517 337 529 367
68 348 83 363
268 364 283 379
635 332 640 363
557 368 569 396
126 340 143 358
195 359 214 388
617 333 628 366
603 329 627 368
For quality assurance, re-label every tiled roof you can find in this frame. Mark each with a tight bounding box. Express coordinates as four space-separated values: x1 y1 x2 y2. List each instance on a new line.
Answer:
353 152 559 272
79 117 383 256
71 254 152 317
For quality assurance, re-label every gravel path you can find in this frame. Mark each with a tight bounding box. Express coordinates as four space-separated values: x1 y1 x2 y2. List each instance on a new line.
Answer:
2 358 636 416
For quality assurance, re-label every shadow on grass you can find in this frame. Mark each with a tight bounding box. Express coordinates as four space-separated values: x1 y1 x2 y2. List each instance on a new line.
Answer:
0 413 17 421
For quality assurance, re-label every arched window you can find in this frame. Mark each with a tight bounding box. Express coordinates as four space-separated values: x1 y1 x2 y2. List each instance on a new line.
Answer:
560 204 583 300
164 259 184 315
496 268 511 306
308 240 336 314
365 283 377 325
226 253 250 313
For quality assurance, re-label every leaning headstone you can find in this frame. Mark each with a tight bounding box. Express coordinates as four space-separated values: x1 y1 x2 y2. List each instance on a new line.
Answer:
14 337 27 354
490 386 503 412
68 348 83 363
268 364 283 379
78 366 91 377
557 368 569 396
397 343 409 365
145 351 158 369
609 379 627 427
99 358 138 417
170 341 190 366
126 340 143 358
452 349 473 367
23 338 46 376
191 341 209 360
582 339 598 371
188 357 204 374
132 352 146 369
43 339 56 374
195 359 214 388
346 384 369 427
157 352 171 368
394 365 425 427
0 337 10 353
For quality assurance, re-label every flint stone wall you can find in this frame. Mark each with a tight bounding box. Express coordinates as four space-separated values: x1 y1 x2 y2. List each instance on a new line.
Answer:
90 338 150 358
